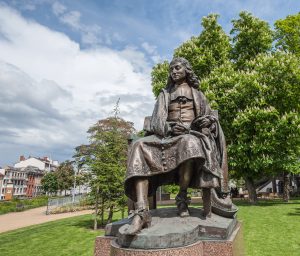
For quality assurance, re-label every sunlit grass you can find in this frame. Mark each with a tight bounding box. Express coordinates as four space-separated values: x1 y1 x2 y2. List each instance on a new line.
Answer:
0 199 299 256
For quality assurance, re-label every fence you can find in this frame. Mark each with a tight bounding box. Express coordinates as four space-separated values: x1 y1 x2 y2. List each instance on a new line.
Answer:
46 194 87 214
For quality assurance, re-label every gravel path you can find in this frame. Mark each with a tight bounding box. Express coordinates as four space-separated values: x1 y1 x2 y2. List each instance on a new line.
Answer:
0 206 93 233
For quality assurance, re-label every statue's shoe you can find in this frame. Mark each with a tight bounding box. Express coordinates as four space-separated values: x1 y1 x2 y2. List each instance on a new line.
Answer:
122 210 151 235
176 191 191 217
211 189 238 218
179 209 190 217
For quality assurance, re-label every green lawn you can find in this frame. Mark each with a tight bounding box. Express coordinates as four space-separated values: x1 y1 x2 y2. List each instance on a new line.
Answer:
0 199 299 256
0 214 104 256
237 199 300 256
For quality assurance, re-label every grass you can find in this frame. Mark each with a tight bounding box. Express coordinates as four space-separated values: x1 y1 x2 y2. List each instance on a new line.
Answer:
0 196 48 215
236 199 300 256
0 214 105 256
0 199 299 256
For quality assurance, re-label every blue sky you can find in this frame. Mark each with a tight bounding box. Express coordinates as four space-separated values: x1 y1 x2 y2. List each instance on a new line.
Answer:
0 0 299 166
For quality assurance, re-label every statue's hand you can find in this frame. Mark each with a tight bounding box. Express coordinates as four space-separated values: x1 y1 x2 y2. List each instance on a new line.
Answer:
171 123 189 136
197 117 211 128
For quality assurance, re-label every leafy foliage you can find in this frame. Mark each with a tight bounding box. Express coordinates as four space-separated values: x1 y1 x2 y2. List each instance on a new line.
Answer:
274 12 300 56
151 61 169 97
151 11 300 202
75 107 135 224
41 172 58 195
175 14 231 80
230 11 273 68
55 160 74 194
152 14 231 97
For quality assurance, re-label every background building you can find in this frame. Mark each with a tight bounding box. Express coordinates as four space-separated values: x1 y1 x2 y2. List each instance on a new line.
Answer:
14 156 59 172
0 156 59 201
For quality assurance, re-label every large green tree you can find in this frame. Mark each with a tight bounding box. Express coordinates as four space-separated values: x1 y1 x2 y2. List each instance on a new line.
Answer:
274 12 300 56
55 160 74 196
151 12 300 203
230 11 273 69
75 104 135 228
202 52 300 202
41 172 58 195
151 14 231 97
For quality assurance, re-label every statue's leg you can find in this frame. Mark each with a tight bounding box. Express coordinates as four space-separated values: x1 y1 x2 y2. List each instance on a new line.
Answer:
176 160 194 217
123 178 151 235
202 188 212 218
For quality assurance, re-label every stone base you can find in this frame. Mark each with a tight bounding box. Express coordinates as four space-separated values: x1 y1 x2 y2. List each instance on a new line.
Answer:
109 207 237 249
94 222 244 256
94 236 114 256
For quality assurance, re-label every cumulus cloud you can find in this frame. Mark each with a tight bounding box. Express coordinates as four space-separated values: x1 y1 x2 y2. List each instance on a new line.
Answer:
141 42 162 63
51 2 104 46
0 5 155 165
60 10 82 29
52 1 67 16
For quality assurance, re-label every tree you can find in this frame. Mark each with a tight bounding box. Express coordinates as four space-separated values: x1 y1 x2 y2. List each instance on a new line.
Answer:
231 11 273 69
75 102 135 228
202 54 300 203
247 52 300 201
41 172 58 195
55 160 74 196
174 14 231 81
274 13 300 56
151 14 231 97
151 61 169 97
151 12 300 203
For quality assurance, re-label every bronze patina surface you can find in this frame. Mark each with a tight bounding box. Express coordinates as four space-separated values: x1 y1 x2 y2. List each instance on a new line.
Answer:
121 57 237 237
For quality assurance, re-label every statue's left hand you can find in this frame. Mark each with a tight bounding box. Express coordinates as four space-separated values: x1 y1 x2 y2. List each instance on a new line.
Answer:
197 117 211 128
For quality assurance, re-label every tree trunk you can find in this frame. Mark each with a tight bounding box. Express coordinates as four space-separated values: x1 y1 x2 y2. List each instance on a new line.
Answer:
107 205 114 224
101 198 104 226
121 207 125 219
245 176 257 204
272 177 277 193
283 172 290 202
94 189 99 230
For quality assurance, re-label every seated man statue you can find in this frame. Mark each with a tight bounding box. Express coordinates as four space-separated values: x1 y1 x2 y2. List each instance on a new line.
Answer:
123 57 234 235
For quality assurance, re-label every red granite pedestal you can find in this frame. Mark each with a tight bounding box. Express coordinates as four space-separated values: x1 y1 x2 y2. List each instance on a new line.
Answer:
94 222 244 256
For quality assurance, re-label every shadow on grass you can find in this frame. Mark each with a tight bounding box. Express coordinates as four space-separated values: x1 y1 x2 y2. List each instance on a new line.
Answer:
233 199 300 207
70 216 123 231
71 219 96 230
287 207 300 216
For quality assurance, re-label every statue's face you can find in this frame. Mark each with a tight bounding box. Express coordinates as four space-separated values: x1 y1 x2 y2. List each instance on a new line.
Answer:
170 62 186 83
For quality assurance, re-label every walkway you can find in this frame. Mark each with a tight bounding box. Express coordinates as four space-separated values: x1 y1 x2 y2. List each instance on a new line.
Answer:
0 206 93 233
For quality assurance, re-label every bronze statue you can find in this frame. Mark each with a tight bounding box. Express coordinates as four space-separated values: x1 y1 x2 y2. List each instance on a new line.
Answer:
123 57 234 235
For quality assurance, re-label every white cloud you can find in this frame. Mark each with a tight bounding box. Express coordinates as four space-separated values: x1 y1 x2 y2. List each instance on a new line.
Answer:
80 24 102 46
141 42 162 63
142 42 157 55
0 5 155 165
52 1 66 16
60 10 81 29
51 3 103 46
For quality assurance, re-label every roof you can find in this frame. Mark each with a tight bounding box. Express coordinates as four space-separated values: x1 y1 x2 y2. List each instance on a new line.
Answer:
23 165 44 174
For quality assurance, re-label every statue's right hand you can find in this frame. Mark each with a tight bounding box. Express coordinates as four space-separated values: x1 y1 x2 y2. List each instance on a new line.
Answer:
172 123 188 136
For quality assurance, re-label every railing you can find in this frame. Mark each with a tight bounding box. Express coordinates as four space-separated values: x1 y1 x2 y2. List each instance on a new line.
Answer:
46 194 86 215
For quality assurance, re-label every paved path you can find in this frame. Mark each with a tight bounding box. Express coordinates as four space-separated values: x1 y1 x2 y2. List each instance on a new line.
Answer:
0 206 93 234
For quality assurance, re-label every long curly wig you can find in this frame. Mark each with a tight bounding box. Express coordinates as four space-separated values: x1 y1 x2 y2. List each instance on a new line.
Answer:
165 57 199 91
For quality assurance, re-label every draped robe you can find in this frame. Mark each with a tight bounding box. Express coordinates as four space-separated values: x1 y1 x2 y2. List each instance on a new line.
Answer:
125 87 229 201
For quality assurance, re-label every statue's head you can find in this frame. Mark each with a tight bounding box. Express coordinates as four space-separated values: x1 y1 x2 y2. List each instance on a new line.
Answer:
166 57 199 91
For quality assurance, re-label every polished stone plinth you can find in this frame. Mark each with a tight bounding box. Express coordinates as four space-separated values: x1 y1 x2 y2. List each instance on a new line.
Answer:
94 236 114 256
94 222 244 256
